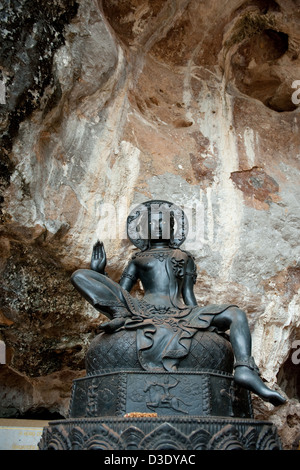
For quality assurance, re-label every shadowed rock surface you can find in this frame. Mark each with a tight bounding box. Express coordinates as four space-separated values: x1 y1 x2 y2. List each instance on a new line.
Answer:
0 0 299 449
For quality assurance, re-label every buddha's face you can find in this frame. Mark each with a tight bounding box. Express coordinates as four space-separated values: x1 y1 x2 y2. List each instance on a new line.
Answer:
135 209 172 241
127 200 187 249
149 211 170 240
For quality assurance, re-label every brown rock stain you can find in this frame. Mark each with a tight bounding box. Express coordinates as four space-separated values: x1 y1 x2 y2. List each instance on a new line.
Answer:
263 265 300 304
230 166 280 209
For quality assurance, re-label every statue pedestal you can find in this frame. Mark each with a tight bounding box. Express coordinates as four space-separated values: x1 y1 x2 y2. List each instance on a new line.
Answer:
38 201 285 450
39 332 282 450
68 370 253 419
39 415 281 450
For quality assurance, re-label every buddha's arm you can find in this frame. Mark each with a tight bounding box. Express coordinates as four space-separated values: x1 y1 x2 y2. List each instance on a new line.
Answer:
182 256 197 306
119 260 138 292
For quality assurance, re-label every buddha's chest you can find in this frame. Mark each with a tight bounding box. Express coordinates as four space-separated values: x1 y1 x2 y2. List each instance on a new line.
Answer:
133 249 188 279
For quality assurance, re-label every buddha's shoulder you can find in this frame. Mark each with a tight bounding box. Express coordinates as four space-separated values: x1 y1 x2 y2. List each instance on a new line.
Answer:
131 248 194 262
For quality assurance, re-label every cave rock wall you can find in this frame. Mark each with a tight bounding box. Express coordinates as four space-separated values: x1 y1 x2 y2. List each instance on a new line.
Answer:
0 0 299 449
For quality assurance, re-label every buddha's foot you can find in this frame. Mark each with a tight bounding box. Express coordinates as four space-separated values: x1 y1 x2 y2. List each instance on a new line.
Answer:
233 360 286 406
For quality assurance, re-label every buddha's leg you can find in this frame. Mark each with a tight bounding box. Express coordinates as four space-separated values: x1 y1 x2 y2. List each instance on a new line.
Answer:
71 269 127 319
211 307 286 406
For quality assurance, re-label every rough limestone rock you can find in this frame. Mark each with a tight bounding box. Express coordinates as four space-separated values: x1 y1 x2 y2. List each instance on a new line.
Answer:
0 0 299 449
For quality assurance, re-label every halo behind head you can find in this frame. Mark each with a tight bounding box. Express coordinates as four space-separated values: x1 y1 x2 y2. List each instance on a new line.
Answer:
127 200 188 250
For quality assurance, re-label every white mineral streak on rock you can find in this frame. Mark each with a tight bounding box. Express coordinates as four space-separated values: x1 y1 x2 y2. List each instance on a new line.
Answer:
205 186 215 246
196 78 243 280
252 291 300 385
65 90 132 262
4 2 138 266
243 127 256 168
94 140 141 256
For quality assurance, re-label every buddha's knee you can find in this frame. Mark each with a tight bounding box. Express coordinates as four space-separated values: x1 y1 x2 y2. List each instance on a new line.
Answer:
227 306 248 325
70 269 90 287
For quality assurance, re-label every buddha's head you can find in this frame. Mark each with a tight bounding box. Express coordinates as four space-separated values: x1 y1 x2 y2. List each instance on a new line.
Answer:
127 200 188 250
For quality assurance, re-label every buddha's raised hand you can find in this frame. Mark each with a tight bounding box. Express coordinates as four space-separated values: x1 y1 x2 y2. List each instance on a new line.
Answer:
90 240 107 274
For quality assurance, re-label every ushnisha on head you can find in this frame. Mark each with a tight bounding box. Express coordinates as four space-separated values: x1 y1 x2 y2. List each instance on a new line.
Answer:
127 200 188 251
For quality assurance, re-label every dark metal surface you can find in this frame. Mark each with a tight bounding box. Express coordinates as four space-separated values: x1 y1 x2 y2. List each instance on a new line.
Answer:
39 200 285 450
39 416 282 450
68 370 253 419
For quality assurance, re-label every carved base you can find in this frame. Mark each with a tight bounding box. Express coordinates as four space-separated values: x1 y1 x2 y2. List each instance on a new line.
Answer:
38 329 283 451
38 416 282 450
68 370 253 419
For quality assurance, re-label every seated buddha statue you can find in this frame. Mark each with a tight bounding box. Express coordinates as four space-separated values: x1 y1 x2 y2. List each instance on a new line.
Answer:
71 200 285 407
